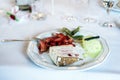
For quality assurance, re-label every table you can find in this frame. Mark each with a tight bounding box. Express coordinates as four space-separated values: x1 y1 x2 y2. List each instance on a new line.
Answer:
0 0 120 80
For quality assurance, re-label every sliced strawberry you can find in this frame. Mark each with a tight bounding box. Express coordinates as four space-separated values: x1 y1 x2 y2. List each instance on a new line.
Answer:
57 41 62 45
63 39 69 43
54 37 62 42
44 37 51 43
38 33 74 54
68 38 73 44
64 35 70 40
56 33 65 38
39 40 47 52
50 42 56 46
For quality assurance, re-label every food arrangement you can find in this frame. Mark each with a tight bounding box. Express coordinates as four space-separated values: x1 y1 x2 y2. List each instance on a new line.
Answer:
37 27 102 66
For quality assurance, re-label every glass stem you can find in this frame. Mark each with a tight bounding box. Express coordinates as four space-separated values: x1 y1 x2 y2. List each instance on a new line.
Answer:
105 8 113 27
51 0 55 15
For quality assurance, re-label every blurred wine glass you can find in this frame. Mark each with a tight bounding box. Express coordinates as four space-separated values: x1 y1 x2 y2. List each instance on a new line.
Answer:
15 0 46 20
83 0 97 23
62 0 88 22
51 0 55 15
61 0 96 22
102 0 115 27
31 0 56 20
30 0 47 20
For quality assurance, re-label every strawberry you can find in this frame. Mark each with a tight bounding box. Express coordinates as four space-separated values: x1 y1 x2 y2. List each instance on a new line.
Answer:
54 37 62 42
38 33 74 54
68 38 73 44
44 37 52 43
39 40 47 52
50 42 56 46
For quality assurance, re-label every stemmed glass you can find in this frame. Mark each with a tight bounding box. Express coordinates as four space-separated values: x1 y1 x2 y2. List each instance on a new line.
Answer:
102 0 115 27
51 0 55 15
65 0 97 23
31 0 55 19
30 0 47 20
17 0 54 20
83 0 97 23
15 0 46 20
62 0 88 22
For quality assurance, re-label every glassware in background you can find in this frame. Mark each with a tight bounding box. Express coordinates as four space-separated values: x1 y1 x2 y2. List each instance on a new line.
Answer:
9 0 46 22
62 0 87 22
32 0 56 19
62 0 97 23
51 0 55 15
15 0 46 20
102 0 115 27
30 0 46 20
15 0 36 5
83 0 97 23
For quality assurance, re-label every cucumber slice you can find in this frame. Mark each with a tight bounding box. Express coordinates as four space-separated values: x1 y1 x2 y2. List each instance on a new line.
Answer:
83 39 102 58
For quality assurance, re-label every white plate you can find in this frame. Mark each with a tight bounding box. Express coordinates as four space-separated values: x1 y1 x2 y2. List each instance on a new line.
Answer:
99 0 120 12
27 29 109 70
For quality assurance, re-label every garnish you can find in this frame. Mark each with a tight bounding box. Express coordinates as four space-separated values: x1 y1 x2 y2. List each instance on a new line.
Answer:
61 26 83 40
61 27 72 37
73 35 84 40
6 12 19 21
82 39 102 58
71 27 80 35
84 36 100 41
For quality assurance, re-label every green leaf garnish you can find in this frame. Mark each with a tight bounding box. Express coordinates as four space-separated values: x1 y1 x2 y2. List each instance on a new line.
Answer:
71 26 80 35
84 36 100 41
62 27 72 37
61 26 83 40
73 35 83 40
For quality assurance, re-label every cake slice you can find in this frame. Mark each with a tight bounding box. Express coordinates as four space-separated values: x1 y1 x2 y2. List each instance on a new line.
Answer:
49 45 83 66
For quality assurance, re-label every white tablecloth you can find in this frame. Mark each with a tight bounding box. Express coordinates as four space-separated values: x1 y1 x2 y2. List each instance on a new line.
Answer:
0 0 120 80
